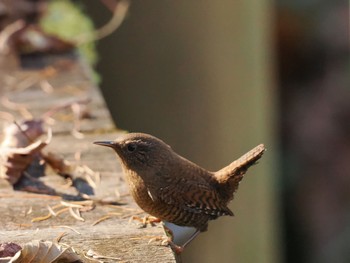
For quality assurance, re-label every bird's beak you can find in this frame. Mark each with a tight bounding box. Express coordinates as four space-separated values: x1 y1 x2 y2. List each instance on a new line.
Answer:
93 141 115 148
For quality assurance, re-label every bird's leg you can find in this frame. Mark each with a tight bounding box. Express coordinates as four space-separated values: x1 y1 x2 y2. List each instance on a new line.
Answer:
129 215 161 228
180 229 200 250
168 229 200 254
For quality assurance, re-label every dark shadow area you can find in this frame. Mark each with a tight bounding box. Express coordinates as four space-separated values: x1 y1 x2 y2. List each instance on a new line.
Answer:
275 1 350 262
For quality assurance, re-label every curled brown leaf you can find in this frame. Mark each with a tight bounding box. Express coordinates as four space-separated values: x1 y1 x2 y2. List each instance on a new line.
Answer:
0 139 48 184
0 120 51 185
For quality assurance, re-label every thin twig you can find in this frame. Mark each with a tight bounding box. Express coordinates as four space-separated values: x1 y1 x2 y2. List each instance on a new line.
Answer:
1 96 33 119
51 225 81 235
92 215 113 226
68 207 85 221
0 20 25 54
40 97 91 120
74 0 130 45
0 111 14 122
47 205 57 216
31 213 52 222
55 232 68 243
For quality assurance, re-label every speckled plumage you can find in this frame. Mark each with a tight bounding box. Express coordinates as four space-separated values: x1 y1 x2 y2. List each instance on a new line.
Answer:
94 133 265 232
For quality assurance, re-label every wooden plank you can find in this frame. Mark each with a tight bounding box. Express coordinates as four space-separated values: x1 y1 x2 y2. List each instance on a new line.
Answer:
0 53 176 262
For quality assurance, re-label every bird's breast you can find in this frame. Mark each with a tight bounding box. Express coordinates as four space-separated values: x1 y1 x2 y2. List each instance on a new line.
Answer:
123 169 160 214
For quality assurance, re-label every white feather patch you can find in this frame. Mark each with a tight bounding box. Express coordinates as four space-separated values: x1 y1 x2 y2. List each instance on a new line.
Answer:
147 189 155 201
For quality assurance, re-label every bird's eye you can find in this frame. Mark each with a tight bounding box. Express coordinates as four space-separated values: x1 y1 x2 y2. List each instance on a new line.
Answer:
127 143 137 152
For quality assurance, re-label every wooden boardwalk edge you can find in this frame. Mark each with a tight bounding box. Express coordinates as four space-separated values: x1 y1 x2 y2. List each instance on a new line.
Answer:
0 53 176 262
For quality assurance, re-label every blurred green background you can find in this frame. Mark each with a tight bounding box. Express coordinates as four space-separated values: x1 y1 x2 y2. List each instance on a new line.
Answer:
68 0 350 262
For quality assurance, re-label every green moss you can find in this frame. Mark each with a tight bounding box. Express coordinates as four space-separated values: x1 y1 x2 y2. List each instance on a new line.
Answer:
40 0 98 66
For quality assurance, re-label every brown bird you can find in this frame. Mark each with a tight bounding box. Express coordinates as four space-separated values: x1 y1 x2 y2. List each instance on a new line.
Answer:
94 133 265 252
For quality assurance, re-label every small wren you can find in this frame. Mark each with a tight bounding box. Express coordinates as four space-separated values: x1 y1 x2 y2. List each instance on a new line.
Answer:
94 133 265 250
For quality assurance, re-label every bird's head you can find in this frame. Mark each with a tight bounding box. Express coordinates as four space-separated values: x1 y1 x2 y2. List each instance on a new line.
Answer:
94 133 172 176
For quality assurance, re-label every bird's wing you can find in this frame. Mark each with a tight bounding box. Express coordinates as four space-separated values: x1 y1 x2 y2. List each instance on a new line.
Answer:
156 180 233 218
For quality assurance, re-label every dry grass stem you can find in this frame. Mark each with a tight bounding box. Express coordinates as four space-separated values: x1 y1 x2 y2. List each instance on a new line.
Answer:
68 207 84 222
51 225 81 235
55 231 68 243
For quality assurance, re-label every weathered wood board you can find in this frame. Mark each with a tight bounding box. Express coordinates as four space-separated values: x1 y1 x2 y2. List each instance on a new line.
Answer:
0 53 176 262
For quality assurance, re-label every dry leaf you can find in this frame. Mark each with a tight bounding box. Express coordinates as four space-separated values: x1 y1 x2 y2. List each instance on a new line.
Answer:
1 120 45 148
0 137 49 184
43 151 73 176
8 240 82 263
0 242 22 258
0 121 51 185
12 25 75 55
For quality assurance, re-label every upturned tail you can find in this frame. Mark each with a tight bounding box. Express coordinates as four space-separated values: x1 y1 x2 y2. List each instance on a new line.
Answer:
214 144 266 202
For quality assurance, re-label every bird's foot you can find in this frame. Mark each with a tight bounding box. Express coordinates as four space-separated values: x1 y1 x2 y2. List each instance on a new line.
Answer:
133 224 185 253
148 236 184 254
128 215 161 228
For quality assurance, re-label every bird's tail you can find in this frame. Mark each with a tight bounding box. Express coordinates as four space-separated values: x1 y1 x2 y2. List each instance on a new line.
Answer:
214 144 266 202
